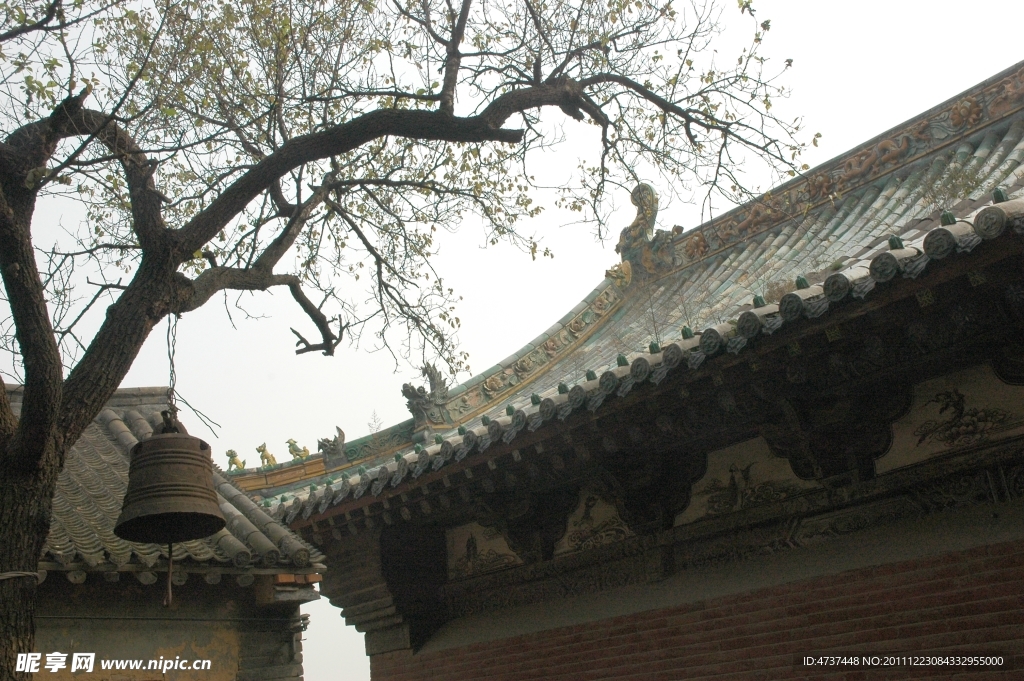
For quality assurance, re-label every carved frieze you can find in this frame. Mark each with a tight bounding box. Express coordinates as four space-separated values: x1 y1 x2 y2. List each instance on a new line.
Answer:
342 422 415 462
440 445 1024 620
794 497 918 545
438 288 619 423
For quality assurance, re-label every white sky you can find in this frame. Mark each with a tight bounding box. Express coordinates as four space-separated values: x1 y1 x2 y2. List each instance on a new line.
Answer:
12 0 1024 678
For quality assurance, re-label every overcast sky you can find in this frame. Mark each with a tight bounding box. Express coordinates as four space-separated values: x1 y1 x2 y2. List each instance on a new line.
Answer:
12 0 1024 678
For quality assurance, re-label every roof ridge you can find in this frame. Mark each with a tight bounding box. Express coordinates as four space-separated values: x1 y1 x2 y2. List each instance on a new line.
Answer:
664 61 1024 279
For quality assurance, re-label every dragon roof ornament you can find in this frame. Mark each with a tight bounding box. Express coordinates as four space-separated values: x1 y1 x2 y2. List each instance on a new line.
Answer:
402 363 449 433
614 183 682 278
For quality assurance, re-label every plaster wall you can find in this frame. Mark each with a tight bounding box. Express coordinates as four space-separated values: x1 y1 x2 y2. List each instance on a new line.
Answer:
34 577 304 681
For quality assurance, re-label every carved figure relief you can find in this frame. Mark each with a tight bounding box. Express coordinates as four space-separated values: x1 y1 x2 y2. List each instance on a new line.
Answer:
286 439 310 460
990 68 1024 117
226 449 246 471
542 331 568 358
913 388 1012 448
566 315 587 337
949 97 983 128
615 183 658 255
447 522 523 579
605 261 632 287
837 121 929 190
682 231 708 261
675 437 820 525
349 424 410 461
806 172 835 200
512 354 537 380
553 493 633 556
719 201 778 241
878 365 1024 474
591 290 615 315
481 368 517 400
317 426 347 465
452 389 482 415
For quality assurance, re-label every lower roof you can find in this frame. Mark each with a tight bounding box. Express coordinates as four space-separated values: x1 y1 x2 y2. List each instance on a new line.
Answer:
6 386 325 575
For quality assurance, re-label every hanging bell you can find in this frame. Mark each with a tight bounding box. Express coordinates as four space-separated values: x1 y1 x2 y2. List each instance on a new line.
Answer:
115 432 226 544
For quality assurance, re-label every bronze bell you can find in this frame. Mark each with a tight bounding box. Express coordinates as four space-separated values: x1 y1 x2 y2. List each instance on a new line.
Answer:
114 433 226 544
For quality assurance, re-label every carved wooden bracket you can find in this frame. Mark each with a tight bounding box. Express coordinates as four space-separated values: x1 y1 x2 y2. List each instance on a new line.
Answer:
319 525 447 655
319 530 408 655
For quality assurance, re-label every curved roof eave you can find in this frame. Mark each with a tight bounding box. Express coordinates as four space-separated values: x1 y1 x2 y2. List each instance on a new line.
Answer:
237 60 1024 506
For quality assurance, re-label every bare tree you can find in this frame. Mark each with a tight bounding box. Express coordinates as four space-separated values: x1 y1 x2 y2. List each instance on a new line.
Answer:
0 0 807 672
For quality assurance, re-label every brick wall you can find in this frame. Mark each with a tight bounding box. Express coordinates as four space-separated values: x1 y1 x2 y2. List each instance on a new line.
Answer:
371 539 1024 680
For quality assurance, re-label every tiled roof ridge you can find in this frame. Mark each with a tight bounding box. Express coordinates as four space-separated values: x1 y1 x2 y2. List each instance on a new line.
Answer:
708 59 1024 218
213 469 322 568
268 178 1024 524
644 120 1024 294
667 60 1024 263
223 277 627 485
5 384 171 407
352 61 1024 457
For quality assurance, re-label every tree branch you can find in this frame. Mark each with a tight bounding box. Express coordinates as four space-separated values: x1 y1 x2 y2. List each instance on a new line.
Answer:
184 266 344 354
391 0 448 47
175 108 525 256
439 0 472 115
183 179 332 311
5 100 170 252
305 88 442 104
4 87 91 174
0 169 62 472
579 72 701 126
255 178 332 270
67 109 169 251
288 282 346 355
0 0 61 43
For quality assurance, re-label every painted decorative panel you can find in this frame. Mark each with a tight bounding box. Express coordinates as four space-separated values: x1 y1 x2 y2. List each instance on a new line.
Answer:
553 493 633 556
446 522 522 580
877 364 1024 474
675 437 821 525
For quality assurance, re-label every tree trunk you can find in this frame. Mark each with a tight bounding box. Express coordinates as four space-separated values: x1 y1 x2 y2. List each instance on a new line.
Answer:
0 454 58 681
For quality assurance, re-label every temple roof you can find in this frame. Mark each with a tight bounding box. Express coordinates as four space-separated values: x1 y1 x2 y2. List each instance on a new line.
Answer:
242 60 1024 521
6 386 325 577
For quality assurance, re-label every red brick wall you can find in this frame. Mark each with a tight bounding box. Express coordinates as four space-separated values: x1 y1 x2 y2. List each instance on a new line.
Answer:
371 539 1024 680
